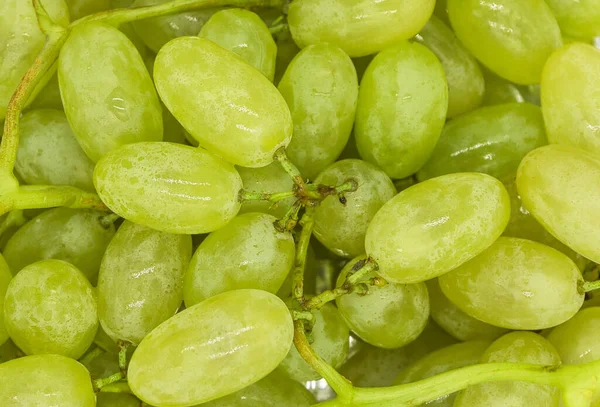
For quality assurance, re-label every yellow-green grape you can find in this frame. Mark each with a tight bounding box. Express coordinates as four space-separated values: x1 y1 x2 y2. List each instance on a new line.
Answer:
4 260 98 358
447 0 562 85
66 0 111 19
237 162 295 218
516 144 600 263
199 9 276 81
0 354 95 407
288 0 435 58
58 22 163 162
366 173 510 283
16 109 95 191
0 340 21 365
97 393 141 407
355 41 448 179
313 159 396 258
545 0 600 41
417 103 547 181
154 37 292 168
439 237 584 330
481 69 525 106
0 254 11 346
278 44 358 179
274 30 301 85
128 289 293 406
184 213 294 306
426 279 507 342
541 43 600 156
415 15 484 118
454 332 561 407
28 74 63 111
94 142 242 234
547 307 600 365
336 256 429 349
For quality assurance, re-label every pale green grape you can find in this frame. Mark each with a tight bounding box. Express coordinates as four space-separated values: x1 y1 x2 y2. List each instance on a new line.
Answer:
154 37 292 167
66 0 111 19
447 0 562 85
58 22 163 162
545 0 600 41
0 254 12 346
455 332 561 407
0 354 95 407
184 213 294 305
128 289 293 406
481 69 525 106
336 256 429 349
278 44 358 179
439 237 584 330
199 9 276 81
366 173 510 283
288 0 435 57
313 159 396 258
354 41 448 179
94 142 242 234
417 103 547 181
547 307 600 365
237 162 295 218
28 74 63 110
274 29 301 85
97 393 141 407
4 259 98 358
0 340 21 364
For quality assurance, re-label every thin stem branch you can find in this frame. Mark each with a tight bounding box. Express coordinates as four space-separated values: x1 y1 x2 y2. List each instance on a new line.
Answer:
239 189 296 203
9 185 109 212
79 347 104 366
291 209 314 304
117 341 130 376
583 280 600 293
274 199 302 232
93 372 125 392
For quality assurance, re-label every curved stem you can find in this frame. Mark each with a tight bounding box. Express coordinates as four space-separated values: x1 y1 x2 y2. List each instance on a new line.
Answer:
92 372 126 392
291 208 314 303
79 347 104 366
583 280 600 292
239 189 296 203
8 185 109 213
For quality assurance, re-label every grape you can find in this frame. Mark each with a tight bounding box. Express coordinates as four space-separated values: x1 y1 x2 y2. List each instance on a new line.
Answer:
335 256 429 349
366 173 510 283
354 41 448 179
545 0 600 41
547 307 600 365
28 74 63 111
454 332 561 407
97 393 141 407
58 22 163 162
237 162 295 218
447 0 562 85
93 142 242 234
481 69 525 106
128 289 293 406
278 44 358 179
183 212 294 306
0 254 12 346
313 159 396 259
66 0 111 19
516 144 600 263
417 103 547 181
4 259 98 359
415 15 484 118
199 9 277 81
542 43 600 156
0 354 95 407
288 0 435 58
439 237 584 330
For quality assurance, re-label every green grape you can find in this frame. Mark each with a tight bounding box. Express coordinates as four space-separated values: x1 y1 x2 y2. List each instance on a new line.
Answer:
481 68 525 106
417 103 547 181
58 22 163 162
0 254 12 346
94 142 242 234
439 237 584 330
97 393 141 407
278 44 358 179
0 354 95 407
3 207 115 283
542 43 600 156
547 307 600 365
0 340 21 364
16 109 95 191
4 259 98 358
237 162 295 218
335 256 429 349
66 0 111 19
455 332 561 407
274 29 301 85
288 0 435 58
184 213 294 305
415 15 484 118
516 144 600 263
28 74 63 111
366 173 510 283
313 159 396 258
199 9 277 81
545 0 600 41
354 41 448 179
154 37 292 168
162 104 188 145
128 289 293 406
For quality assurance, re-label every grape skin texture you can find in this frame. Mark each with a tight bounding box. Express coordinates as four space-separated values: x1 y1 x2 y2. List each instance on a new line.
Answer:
128 289 293 406
547 307 600 365
0 254 12 346
237 162 295 218
545 0 600 40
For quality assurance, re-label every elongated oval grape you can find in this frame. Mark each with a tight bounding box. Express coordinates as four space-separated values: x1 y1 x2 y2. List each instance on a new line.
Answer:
482 69 525 106
199 9 276 81
439 237 584 330
128 289 293 406
288 0 435 58
0 255 11 346
155 36 292 167
94 142 242 234
355 41 448 179
0 354 95 407
313 159 395 258
58 22 162 162
447 0 562 85
237 163 295 218
366 173 510 283
516 145 600 263
545 0 600 41
547 307 600 365
417 103 547 181
278 44 358 179
184 213 294 306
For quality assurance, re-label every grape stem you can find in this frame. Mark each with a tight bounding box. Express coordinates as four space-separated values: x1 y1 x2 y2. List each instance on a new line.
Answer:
239 189 296 204
92 371 126 392
117 341 130 376
291 208 315 304
583 280 600 292
274 199 302 232
79 346 105 366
